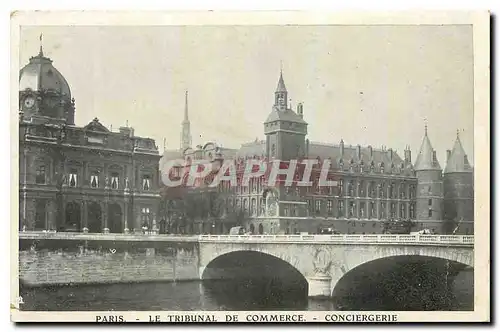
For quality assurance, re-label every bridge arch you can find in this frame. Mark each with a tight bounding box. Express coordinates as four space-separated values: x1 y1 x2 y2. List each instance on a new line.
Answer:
330 254 473 310
200 250 309 306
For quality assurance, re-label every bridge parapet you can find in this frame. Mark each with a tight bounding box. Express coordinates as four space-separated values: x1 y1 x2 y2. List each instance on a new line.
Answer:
199 234 474 246
18 232 474 247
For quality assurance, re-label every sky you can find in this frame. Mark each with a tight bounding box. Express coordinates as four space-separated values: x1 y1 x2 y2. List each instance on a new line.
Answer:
19 25 474 164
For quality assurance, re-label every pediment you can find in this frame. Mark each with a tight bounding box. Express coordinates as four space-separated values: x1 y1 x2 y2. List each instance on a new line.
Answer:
84 117 109 133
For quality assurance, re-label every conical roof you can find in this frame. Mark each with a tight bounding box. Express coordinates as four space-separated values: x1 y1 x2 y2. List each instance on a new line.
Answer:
444 132 472 173
414 126 441 171
276 70 287 92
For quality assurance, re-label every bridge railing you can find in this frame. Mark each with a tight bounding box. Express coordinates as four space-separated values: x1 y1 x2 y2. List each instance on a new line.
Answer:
18 232 474 246
198 234 475 245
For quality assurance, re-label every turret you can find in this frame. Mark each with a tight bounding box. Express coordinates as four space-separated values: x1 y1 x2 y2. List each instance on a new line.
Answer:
414 125 444 231
443 130 474 234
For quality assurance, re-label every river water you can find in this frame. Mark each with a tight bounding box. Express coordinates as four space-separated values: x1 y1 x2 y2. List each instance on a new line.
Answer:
20 270 473 311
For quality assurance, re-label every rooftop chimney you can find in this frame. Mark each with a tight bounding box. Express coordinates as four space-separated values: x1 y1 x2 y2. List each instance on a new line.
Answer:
297 103 304 118
446 149 451 161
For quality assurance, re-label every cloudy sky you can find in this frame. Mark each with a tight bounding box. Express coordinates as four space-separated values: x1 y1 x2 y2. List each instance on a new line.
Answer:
19 25 474 164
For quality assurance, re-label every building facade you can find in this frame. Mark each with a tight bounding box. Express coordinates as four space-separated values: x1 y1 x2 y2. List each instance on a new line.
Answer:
19 47 162 233
160 71 474 235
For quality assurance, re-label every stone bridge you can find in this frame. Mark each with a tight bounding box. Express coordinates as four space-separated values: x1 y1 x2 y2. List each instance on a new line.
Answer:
18 232 474 298
198 234 474 297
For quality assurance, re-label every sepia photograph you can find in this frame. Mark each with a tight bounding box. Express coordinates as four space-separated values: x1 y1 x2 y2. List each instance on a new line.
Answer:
10 11 489 323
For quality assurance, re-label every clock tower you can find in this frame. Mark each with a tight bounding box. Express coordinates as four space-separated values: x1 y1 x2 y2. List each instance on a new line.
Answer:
19 43 75 125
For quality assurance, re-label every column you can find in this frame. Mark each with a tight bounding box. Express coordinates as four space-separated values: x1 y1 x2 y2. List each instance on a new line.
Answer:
123 202 129 233
81 200 88 232
59 196 66 230
102 201 109 233
46 200 55 231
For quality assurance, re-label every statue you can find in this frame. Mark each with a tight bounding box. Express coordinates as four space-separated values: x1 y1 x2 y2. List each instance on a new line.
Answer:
125 177 130 190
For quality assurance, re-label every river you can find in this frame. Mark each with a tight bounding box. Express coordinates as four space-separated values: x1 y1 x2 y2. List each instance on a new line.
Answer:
20 270 473 311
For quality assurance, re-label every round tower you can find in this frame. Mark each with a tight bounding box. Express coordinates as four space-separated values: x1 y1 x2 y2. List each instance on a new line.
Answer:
443 131 474 234
413 126 444 232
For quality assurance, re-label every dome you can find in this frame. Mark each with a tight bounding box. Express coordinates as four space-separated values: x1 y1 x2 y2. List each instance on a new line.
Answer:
19 51 71 97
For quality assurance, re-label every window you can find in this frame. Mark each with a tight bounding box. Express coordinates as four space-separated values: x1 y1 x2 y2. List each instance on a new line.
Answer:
347 181 354 196
389 183 396 198
142 175 151 191
409 203 415 219
379 183 385 198
271 144 276 157
35 165 46 184
69 169 78 188
251 198 256 216
338 179 344 196
380 203 386 219
307 200 313 214
327 200 333 215
315 200 321 214
400 184 406 199
141 207 151 227
370 201 376 219
338 201 344 217
409 185 415 199
400 204 406 219
243 198 248 213
380 163 385 173
428 199 432 206
369 181 376 198
390 203 396 218
360 202 365 218
349 201 355 218
90 171 99 188
428 208 433 217
283 206 288 216
359 180 365 197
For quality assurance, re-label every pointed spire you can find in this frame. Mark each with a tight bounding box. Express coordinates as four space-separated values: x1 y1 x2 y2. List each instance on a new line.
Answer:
184 90 189 122
276 68 287 93
414 125 441 171
38 33 44 56
444 130 472 173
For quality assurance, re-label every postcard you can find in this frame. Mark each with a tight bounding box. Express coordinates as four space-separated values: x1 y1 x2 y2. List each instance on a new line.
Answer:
10 10 490 323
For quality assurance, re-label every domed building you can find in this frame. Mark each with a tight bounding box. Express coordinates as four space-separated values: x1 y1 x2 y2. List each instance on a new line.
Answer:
19 46 161 234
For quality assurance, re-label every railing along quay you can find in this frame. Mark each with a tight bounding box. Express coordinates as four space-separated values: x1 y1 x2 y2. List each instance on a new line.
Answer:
19 231 474 246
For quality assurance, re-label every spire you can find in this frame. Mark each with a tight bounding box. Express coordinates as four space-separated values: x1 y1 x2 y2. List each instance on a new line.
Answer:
414 125 441 171
181 90 192 150
444 130 472 173
184 90 189 122
276 69 287 93
38 33 44 57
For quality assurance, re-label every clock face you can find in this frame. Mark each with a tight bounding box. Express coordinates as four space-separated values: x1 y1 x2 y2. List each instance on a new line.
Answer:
23 96 35 109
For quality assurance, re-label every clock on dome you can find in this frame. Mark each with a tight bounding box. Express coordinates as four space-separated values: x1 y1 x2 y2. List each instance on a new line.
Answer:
23 96 35 109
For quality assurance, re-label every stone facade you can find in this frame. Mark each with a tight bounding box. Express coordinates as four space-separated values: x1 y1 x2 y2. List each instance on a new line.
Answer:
18 48 161 234
160 71 474 235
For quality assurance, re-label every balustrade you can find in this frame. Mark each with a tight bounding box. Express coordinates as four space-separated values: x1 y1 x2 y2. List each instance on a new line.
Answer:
19 231 474 245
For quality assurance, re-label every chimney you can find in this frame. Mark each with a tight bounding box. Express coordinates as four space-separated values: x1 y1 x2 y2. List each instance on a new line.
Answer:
446 149 451 161
388 148 393 161
297 103 304 118
305 139 310 158
404 146 411 162
368 145 373 158
433 150 437 164
356 145 361 160
119 126 134 137
340 139 344 156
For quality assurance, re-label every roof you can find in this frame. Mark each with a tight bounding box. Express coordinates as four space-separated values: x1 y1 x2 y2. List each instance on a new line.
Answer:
265 107 308 124
444 134 473 173
19 53 71 97
414 128 442 171
276 71 287 92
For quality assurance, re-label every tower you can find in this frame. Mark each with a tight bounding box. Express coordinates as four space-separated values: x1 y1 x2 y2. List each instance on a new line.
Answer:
180 90 192 151
443 130 474 234
19 35 75 125
264 70 308 161
414 125 444 231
